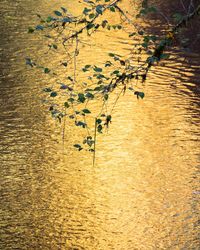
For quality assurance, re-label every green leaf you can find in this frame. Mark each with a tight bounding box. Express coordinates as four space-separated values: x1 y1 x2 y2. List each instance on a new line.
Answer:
109 6 115 12
28 27 34 33
96 5 103 15
148 6 157 13
62 17 72 23
46 16 53 22
68 97 75 103
120 60 125 66
60 83 69 89
35 25 44 31
97 124 103 133
102 20 108 28
112 70 120 75
114 56 120 61
25 58 35 67
134 91 145 99
82 108 91 114
142 42 148 48
85 88 93 92
78 93 86 103
50 92 57 97
82 68 89 72
105 61 112 67
129 32 136 37
107 115 112 121
160 54 170 59
54 10 62 16
144 36 150 42
52 44 58 49
173 13 183 22
87 23 95 30
89 13 95 19
138 30 144 35
104 93 109 100
64 102 70 108
76 121 87 128
94 85 104 91
61 7 67 13
62 62 68 67
95 74 107 79
84 136 94 147
67 76 73 82
108 53 115 57
74 144 83 151
44 68 50 74
83 7 91 15
85 92 94 99
149 35 157 42
43 88 52 92
96 118 102 124
139 8 148 16
93 66 102 72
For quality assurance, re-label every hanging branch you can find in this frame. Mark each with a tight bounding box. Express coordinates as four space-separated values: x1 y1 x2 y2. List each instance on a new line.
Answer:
26 0 200 160
63 0 121 44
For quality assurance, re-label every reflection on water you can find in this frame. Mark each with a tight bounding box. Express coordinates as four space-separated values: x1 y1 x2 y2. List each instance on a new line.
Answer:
0 0 200 249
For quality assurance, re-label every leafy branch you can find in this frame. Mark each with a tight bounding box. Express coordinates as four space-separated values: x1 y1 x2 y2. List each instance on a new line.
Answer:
26 0 200 163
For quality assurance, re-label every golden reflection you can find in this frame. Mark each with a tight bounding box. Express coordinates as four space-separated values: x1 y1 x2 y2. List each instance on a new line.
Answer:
0 0 199 249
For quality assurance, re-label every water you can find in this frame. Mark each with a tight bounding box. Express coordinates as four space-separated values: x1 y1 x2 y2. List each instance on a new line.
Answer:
0 1 200 249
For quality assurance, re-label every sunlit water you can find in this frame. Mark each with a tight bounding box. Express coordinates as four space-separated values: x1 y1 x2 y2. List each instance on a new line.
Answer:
0 1 200 249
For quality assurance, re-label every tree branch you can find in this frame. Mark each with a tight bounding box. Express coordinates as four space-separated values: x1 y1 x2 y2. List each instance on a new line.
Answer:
63 0 121 44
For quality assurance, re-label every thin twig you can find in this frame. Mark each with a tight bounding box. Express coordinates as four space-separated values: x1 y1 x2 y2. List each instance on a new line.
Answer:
93 118 97 166
63 0 121 44
62 107 67 146
115 5 140 31
73 36 79 83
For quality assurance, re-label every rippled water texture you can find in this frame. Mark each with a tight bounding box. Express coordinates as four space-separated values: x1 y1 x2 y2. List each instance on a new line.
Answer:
0 0 200 249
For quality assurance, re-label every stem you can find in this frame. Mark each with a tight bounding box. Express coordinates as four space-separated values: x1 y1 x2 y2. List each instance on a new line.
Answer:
63 0 121 44
73 36 79 83
93 118 97 166
62 107 67 145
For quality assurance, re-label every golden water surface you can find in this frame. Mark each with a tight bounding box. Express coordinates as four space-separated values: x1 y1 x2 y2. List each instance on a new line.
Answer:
0 0 199 249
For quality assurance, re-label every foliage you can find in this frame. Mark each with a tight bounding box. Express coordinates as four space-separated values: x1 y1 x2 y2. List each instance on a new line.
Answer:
26 0 200 161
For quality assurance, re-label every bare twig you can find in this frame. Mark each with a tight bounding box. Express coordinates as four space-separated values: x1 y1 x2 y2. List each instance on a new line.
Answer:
93 118 97 166
115 5 140 30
